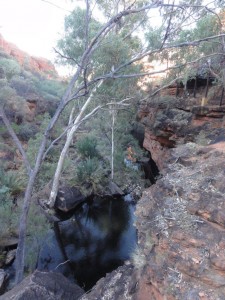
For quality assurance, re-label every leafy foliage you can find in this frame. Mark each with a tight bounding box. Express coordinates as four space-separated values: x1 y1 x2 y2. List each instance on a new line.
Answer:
10 75 37 97
0 85 26 114
75 157 107 194
15 123 39 141
77 157 99 181
162 10 225 86
56 7 101 66
0 51 65 126
0 198 20 238
56 4 143 79
0 165 24 238
76 135 99 158
35 78 66 100
0 166 25 199
0 57 21 80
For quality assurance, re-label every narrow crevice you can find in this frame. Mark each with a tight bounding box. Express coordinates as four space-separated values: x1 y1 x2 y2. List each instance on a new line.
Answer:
141 154 159 184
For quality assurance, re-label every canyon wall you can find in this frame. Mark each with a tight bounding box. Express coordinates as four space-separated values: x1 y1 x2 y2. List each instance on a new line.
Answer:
81 91 225 299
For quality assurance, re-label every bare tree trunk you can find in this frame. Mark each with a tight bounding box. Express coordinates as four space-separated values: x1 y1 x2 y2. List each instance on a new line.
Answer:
0 107 35 284
14 77 83 283
14 130 52 283
15 170 36 283
48 80 103 208
111 105 115 181
67 106 76 143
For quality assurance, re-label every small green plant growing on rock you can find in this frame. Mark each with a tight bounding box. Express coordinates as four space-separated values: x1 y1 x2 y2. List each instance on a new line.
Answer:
75 157 107 194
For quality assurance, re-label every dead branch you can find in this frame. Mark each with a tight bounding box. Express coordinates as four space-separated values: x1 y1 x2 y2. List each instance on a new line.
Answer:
53 47 79 66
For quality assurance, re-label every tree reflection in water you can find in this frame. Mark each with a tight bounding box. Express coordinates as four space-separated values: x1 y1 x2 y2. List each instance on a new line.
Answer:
37 197 136 291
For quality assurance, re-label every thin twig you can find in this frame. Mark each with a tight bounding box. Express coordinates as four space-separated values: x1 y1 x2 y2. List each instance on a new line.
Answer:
55 260 70 270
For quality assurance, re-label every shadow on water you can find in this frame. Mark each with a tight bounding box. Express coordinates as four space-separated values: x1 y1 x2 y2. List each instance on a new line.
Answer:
37 196 137 291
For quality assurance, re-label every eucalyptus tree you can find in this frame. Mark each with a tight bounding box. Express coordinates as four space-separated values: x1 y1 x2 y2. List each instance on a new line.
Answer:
145 0 225 91
49 1 145 207
1 0 225 284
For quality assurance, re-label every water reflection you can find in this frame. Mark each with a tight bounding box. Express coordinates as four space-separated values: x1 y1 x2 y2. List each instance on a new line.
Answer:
37 197 136 291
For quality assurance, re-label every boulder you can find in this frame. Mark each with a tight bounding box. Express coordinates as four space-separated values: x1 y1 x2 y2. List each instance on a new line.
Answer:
80 264 134 300
0 238 18 248
105 181 124 196
0 271 84 300
55 187 85 212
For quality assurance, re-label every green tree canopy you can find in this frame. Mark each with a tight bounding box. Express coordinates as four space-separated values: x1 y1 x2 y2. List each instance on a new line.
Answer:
0 57 21 80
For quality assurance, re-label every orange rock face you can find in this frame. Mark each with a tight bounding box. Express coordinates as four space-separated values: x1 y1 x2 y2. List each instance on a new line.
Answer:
134 143 225 299
143 128 170 170
82 94 225 299
0 34 57 76
82 142 225 300
138 96 225 172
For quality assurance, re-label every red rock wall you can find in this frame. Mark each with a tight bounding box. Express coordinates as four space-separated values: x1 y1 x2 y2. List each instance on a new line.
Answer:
81 99 225 300
0 34 57 76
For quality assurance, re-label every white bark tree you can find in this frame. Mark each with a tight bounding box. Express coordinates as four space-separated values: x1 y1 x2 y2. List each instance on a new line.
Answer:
111 104 116 181
47 79 104 208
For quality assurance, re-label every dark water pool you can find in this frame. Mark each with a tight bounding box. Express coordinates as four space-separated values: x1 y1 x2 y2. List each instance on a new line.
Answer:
37 197 136 291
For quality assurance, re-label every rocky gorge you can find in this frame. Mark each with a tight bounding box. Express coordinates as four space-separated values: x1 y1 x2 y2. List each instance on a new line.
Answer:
1 34 225 299
79 90 225 299
2 80 225 299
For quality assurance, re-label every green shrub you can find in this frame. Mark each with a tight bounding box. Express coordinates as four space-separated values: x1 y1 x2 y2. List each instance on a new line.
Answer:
0 166 22 238
0 57 21 80
76 135 98 158
75 157 107 194
0 85 26 117
17 123 38 141
10 75 37 96
35 78 65 98
76 157 99 182
0 85 17 102
0 167 25 198
0 186 10 202
0 198 20 237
